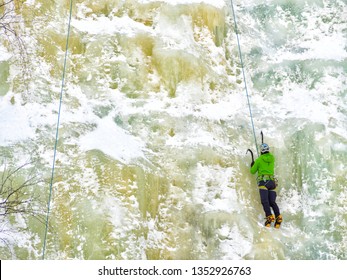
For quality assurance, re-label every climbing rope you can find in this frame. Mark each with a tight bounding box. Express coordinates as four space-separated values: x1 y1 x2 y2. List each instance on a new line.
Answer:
230 0 259 156
42 0 73 260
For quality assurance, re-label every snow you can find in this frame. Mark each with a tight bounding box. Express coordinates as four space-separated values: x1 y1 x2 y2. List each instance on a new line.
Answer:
192 164 238 213
72 15 152 36
0 46 12 61
275 34 347 62
0 98 35 145
79 116 147 164
138 0 226 9
103 197 125 228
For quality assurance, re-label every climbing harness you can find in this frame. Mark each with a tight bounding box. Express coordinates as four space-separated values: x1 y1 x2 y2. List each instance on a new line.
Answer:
258 174 275 182
230 0 259 156
42 0 73 260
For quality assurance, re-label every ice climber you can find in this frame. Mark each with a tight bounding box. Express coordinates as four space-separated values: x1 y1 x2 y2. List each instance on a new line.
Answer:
250 143 282 228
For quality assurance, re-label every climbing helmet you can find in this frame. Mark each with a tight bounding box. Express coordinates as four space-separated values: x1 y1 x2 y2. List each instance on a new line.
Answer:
260 143 270 153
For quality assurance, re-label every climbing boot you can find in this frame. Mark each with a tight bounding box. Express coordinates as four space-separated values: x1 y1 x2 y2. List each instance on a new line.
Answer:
274 214 283 229
264 214 275 227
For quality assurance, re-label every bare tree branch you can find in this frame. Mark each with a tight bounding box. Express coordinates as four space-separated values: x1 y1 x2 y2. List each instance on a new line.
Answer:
0 0 31 91
0 158 45 226
0 1 14 9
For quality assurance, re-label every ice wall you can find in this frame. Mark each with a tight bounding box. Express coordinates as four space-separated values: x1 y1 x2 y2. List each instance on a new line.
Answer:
0 0 346 260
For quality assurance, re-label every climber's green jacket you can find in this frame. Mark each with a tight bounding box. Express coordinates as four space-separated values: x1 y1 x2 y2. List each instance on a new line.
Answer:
250 152 275 177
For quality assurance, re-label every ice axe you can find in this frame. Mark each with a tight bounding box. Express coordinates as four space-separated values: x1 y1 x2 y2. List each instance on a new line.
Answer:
247 131 264 165
261 130 264 144
246 148 254 163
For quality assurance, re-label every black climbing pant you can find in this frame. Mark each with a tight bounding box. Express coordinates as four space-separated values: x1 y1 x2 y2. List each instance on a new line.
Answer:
258 180 280 217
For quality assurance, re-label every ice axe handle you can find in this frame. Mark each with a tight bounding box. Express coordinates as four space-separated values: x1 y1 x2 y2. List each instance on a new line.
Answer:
261 131 264 144
246 149 254 162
